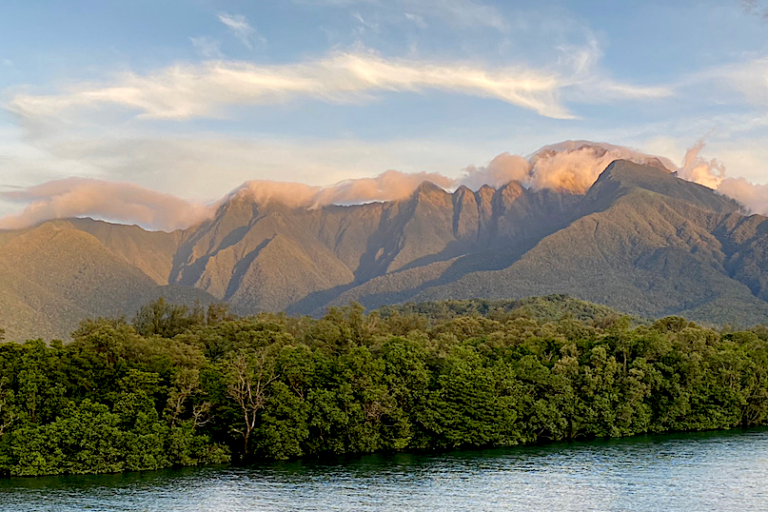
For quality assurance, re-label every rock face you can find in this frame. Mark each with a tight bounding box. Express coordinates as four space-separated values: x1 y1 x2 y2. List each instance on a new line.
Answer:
4 159 768 340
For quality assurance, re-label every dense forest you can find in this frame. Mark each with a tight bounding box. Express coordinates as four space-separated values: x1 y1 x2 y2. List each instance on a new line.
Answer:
1 295 768 477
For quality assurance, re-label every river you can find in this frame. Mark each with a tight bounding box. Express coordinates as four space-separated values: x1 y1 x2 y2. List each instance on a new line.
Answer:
2 429 767 511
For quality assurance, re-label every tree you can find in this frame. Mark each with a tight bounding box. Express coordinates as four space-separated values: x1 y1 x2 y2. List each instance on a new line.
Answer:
426 345 518 448
224 348 279 456
206 303 235 325
0 379 14 438
165 368 203 428
133 298 202 338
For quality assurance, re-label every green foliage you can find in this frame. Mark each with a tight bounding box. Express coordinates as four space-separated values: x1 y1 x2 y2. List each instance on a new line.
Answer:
3 298 768 476
133 298 205 338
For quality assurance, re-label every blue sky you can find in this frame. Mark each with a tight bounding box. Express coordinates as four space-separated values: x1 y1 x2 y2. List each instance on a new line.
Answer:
1 0 768 222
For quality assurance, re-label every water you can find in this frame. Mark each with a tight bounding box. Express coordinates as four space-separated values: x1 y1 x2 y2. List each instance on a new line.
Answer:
2 429 768 512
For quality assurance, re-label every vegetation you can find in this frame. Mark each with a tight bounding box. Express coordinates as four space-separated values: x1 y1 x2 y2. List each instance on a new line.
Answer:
6 161 768 342
2 295 768 477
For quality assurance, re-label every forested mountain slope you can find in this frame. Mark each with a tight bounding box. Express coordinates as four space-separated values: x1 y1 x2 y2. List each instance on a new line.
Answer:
3 159 768 339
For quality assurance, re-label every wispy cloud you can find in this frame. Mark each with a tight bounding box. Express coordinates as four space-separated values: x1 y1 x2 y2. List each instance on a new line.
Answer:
557 39 673 103
664 54 768 116
294 0 506 30
404 12 427 29
403 0 506 31
7 47 672 123
706 56 768 106
218 12 265 49
190 36 223 59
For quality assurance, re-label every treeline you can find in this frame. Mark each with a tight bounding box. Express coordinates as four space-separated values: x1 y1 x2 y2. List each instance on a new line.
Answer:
1 295 768 476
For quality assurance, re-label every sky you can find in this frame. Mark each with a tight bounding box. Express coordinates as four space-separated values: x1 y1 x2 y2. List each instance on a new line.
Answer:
2 0 768 229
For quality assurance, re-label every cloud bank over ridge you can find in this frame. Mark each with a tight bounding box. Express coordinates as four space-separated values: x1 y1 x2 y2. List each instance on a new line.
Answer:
2 140 766 232
0 178 213 231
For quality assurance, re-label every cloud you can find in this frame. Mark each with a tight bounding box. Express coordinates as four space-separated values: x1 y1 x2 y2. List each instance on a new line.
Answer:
0 178 213 231
558 38 673 102
714 56 768 106
682 55 768 109
0 135 506 201
459 139 768 218
400 0 506 31
404 13 427 29
234 169 454 209
218 13 264 49
6 52 566 120
527 141 675 193
667 137 768 215
190 36 223 58
312 169 454 204
6 139 757 232
0 167 461 231
718 178 768 215
294 0 506 30
512 139 768 215
8 47 672 123
458 141 676 194
677 139 726 190
459 152 529 190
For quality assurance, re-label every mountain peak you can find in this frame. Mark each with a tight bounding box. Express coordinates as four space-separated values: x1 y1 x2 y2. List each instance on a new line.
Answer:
4 156 768 341
413 180 448 196
592 159 740 214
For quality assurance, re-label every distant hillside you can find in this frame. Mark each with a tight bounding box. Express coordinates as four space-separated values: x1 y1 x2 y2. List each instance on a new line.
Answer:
0 220 215 340
3 159 768 339
378 295 648 326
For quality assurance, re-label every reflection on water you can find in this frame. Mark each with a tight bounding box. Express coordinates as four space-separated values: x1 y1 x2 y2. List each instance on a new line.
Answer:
2 429 768 512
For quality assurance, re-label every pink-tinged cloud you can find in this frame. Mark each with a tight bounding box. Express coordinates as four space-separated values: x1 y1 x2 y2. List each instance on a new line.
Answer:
458 140 675 194
2 140 767 231
233 170 455 208
0 178 214 231
718 178 768 216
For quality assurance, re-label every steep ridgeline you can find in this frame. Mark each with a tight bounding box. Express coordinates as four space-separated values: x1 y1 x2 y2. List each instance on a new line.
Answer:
0 220 215 340
3 159 768 339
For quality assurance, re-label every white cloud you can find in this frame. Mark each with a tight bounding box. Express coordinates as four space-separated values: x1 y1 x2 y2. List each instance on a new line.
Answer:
400 0 506 31
677 55 768 109
295 0 506 30
712 56 768 106
558 39 673 102
190 36 223 58
218 12 264 49
7 47 672 123
404 12 427 29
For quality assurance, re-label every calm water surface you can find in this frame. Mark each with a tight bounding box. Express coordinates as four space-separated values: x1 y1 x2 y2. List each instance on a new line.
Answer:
2 429 768 511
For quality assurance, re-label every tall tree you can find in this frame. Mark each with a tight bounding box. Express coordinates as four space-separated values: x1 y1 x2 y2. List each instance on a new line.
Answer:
225 348 279 455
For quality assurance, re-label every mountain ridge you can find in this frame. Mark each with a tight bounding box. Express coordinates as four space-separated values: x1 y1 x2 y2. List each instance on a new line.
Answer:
3 159 768 340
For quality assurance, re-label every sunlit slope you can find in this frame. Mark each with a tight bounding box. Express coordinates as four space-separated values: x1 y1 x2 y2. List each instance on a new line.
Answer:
0 221 214 340
65 218 182 284
4 159 768 337
411 161 768 325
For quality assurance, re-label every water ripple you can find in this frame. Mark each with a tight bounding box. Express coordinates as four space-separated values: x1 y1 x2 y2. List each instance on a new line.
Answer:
2 429 768 512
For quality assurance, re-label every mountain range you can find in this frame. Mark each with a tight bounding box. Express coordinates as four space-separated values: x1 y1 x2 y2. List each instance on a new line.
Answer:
3 159 768 340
